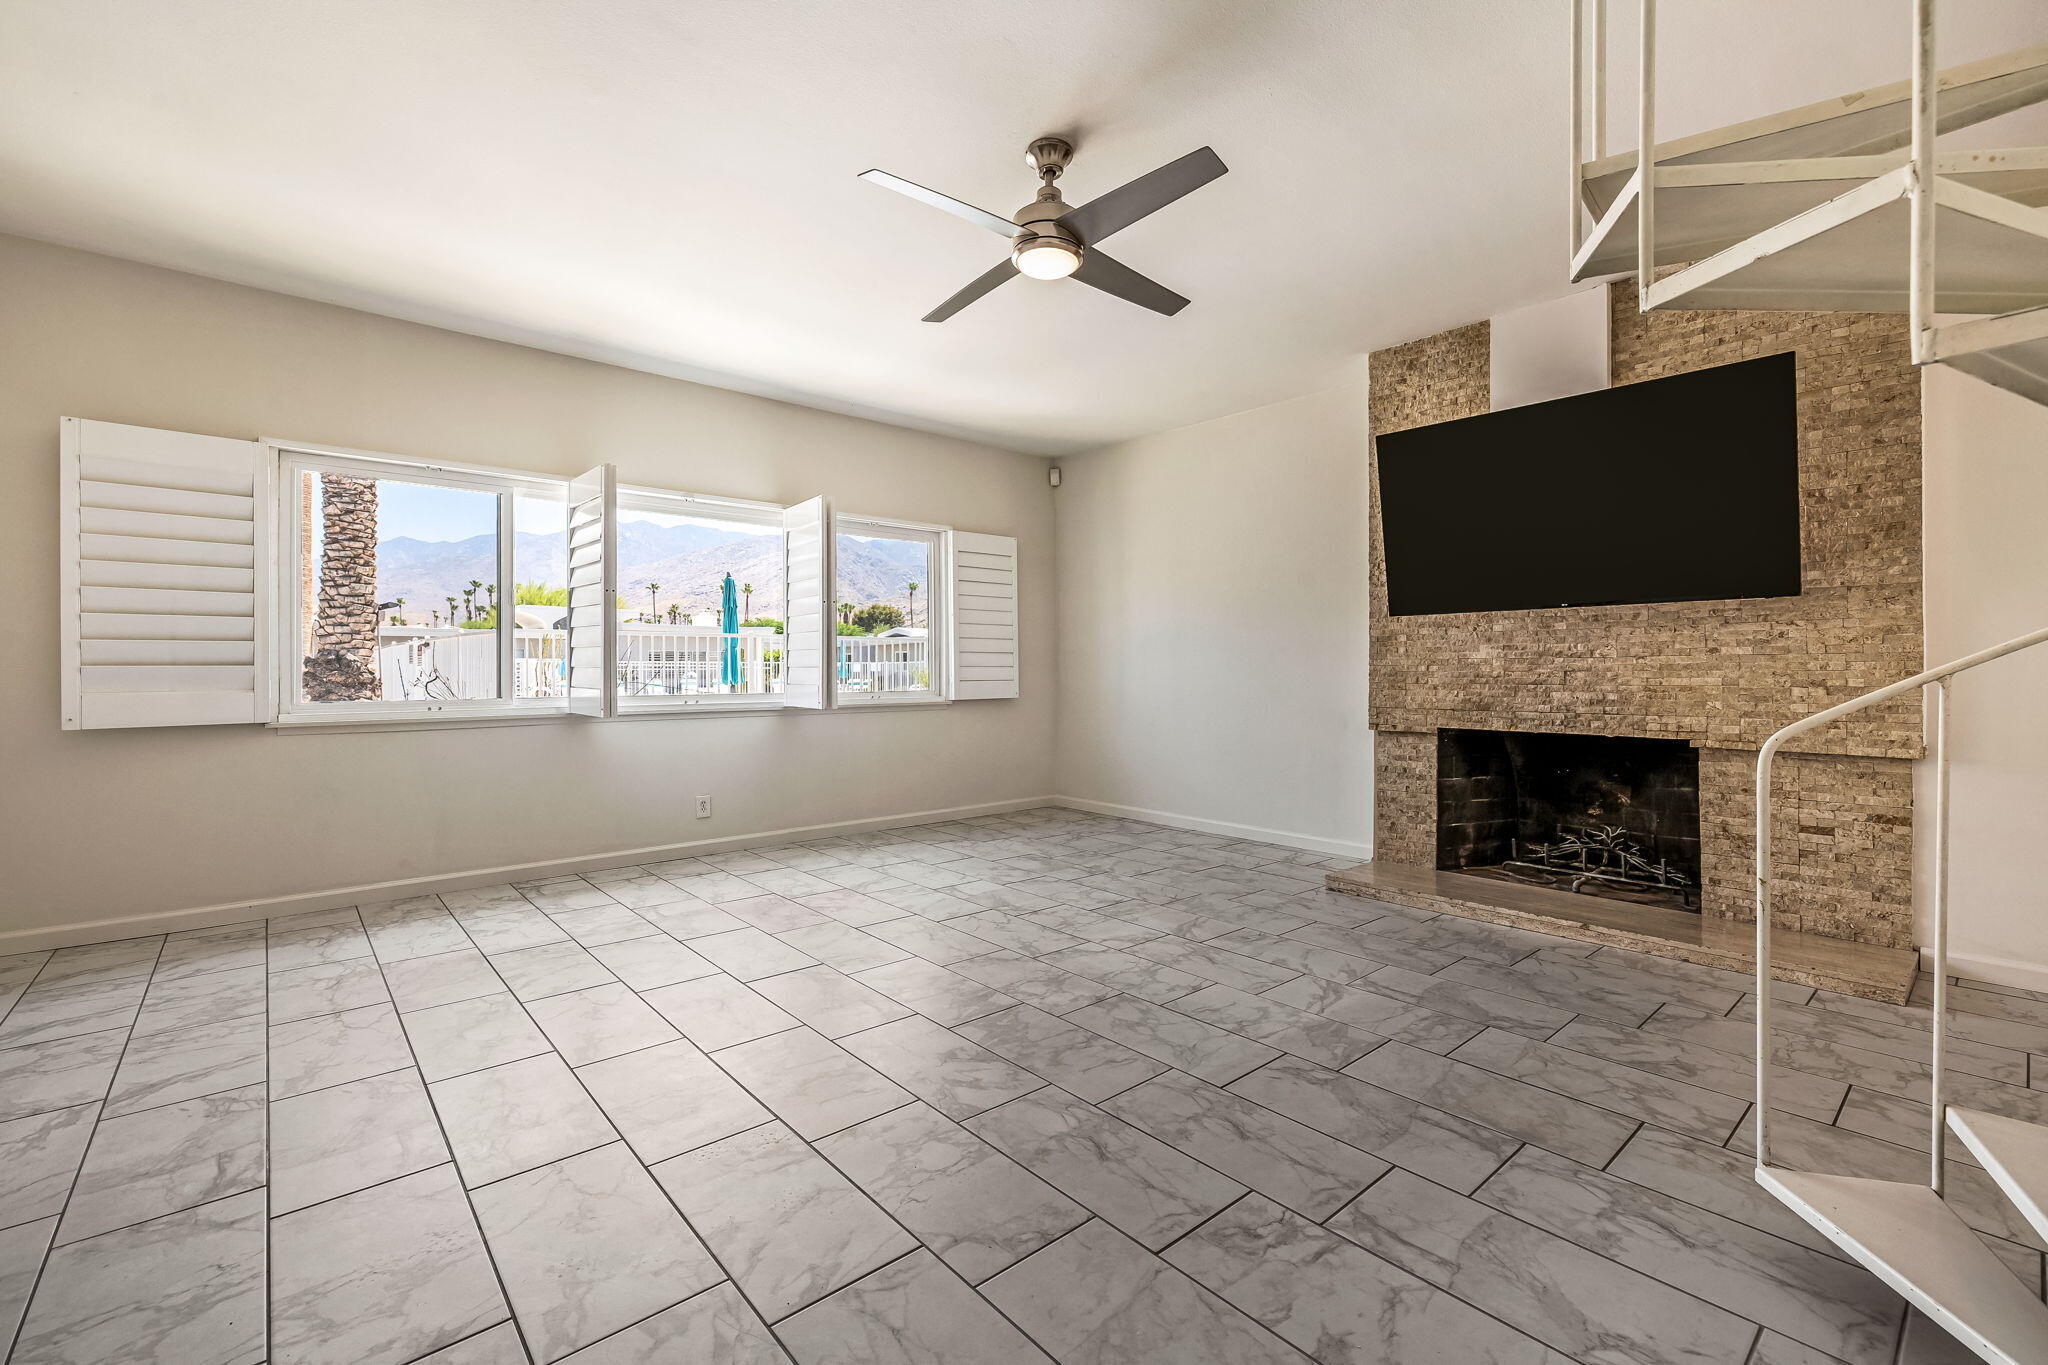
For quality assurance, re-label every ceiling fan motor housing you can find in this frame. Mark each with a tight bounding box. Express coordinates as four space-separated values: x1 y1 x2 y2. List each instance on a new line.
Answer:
1015 136 1081 262
1012 192 1077 241
1010 193 1081 277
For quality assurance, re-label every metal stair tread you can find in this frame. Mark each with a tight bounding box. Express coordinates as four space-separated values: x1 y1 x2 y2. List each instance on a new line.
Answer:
1949 1106 2048 1244
1758 1166 2048 1365
1579 42 2048 215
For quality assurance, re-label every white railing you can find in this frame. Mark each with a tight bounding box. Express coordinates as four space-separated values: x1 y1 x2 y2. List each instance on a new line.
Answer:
376 624 786 700
615 626 782 698
1755 625 2048 1190
836 635 932 695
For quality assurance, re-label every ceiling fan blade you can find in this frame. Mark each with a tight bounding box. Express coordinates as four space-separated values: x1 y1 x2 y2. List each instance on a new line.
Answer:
859 169 1021 238
923 259 1020 322
1060 146 1227 246
1072 249 1189 316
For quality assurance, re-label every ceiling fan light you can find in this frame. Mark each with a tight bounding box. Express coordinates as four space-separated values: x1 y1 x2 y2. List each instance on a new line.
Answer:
1013 239 1081 280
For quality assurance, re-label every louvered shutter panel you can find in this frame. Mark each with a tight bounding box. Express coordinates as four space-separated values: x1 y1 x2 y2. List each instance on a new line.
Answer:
60 418 274 729
950 531 1018 700
781 496 834 710
565 464 618 718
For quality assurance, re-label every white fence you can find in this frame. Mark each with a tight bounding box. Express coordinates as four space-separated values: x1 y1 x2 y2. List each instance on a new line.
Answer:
836 634 931 694
616 627 782 697
376 624 931 700
376 624 786 700
374 628 500 701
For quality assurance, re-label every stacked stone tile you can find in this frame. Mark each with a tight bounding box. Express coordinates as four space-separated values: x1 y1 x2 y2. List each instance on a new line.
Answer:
1367 282 1920 949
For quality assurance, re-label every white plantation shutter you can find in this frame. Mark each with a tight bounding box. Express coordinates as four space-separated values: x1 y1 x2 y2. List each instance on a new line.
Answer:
781 496 834 710
565 463 618 718
950 531 1018 700
60 418 274 729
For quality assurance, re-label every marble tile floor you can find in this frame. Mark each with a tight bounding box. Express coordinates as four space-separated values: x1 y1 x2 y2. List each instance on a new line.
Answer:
0 805 2037 1364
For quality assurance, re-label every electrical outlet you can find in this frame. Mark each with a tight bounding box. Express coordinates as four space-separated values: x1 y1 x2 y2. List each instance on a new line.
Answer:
695 795 712 820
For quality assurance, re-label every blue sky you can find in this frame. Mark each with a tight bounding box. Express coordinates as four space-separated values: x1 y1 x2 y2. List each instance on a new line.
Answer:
373 480 567 541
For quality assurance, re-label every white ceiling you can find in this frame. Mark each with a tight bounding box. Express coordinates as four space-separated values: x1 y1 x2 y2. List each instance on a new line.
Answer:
0 1 2042 454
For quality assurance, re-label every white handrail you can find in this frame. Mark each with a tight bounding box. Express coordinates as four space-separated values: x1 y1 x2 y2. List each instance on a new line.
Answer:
1755 624 2048 1185
1636 0 1657 299
1909 0 1937 365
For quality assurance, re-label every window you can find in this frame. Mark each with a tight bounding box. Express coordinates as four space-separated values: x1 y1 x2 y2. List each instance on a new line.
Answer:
280 447 566 718
614 489 787 707
833 516 945 702
58 420 1017 730
511 489 570 699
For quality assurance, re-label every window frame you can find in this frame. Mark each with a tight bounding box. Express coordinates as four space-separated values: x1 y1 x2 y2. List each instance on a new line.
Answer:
273 442 571 725
263 439 978 726
612 484 792 714
832 512 950 707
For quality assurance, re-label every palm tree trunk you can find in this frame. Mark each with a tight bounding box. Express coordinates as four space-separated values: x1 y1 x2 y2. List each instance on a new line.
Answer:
298 473 318 658
304 473 381 701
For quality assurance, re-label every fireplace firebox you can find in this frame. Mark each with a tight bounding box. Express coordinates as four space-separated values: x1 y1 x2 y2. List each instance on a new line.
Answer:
1436 729 1701 911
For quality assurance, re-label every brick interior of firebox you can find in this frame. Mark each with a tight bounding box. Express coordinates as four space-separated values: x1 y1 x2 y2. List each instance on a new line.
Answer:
1436 728 1702 911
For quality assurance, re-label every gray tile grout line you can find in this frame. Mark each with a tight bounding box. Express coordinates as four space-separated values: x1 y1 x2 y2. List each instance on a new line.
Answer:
0 933 167 1364
403 893 931 1360
660 1054 1104 1365
10 811 2044 1360
356 901 541 1364
1361 1157 1845 1359
1305 1164 1600 1359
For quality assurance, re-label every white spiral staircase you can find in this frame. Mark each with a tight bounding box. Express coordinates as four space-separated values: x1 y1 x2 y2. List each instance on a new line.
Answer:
1569 4 2048 1359
1754 628 2048 1364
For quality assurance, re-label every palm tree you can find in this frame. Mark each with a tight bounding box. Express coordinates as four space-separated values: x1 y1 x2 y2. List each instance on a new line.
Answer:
445 595 458 625
484 583 497 613
647 582 661 622
741 583 754 620
666 603 681 625
838 600 855 626
392 596 407 626
304 473 381 701
905 580 919 627
465 579 484 622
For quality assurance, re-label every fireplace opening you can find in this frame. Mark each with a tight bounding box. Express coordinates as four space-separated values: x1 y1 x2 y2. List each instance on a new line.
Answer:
1436 729 1701 911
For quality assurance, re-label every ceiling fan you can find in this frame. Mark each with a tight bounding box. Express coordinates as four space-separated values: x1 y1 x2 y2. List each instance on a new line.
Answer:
858 136 1228 322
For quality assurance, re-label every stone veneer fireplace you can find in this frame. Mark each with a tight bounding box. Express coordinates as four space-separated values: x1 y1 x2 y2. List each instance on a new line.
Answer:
1356 280 1922 957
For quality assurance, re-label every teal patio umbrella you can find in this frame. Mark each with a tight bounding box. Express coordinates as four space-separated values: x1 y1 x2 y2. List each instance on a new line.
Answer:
720 574 742 688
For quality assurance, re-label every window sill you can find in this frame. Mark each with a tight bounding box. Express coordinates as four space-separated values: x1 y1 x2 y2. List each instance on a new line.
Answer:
827 695 951 710
267 695 956 732
270 707 572 735
614 701 786 720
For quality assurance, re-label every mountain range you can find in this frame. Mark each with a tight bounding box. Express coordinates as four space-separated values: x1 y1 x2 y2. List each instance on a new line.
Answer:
374 522 931 623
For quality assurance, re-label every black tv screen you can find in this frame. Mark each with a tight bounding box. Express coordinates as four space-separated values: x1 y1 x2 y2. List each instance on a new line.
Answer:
1376 352 1801 617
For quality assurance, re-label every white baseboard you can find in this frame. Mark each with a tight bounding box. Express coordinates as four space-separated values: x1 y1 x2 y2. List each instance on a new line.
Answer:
0 796 1056 955
1945 950 2048 996
1051 795 1371 862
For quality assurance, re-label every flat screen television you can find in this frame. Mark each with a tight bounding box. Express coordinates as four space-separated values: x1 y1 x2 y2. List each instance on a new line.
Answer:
1376 352 1801 617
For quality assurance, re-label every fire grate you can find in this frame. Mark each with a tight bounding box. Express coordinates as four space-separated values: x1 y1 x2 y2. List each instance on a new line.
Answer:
1501 822 1697 908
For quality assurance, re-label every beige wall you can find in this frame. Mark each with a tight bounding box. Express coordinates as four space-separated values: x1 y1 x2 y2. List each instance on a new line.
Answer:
0 234 1056 943
1921 365 2048 990
1053 373 1372 857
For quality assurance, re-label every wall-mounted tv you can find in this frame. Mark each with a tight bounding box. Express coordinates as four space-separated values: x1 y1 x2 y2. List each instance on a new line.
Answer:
1376 352 1801 617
